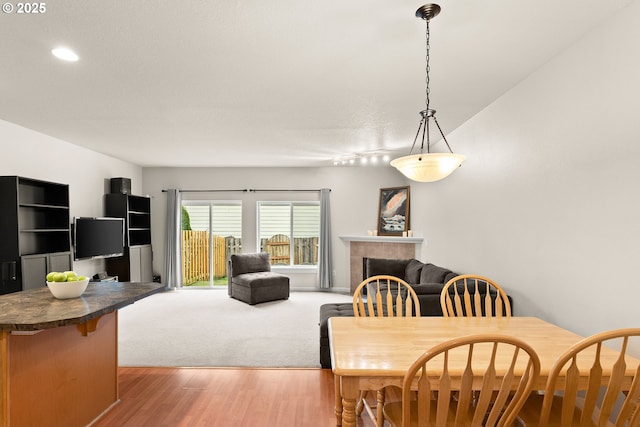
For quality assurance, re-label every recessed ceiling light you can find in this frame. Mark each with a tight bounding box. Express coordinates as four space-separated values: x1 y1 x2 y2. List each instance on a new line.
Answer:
51 47 79 62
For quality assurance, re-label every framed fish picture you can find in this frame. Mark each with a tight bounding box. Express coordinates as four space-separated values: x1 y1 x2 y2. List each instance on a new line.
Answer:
377 186 410 236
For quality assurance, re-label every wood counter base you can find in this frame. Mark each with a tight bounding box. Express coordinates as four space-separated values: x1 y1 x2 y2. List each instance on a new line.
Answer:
1 311 118 427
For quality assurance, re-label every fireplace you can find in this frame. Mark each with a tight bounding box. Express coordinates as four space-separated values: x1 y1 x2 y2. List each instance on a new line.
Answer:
340 235 424 293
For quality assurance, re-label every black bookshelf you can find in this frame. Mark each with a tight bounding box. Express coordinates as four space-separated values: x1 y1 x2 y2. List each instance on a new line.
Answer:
0 176 72 294
104 193 153 282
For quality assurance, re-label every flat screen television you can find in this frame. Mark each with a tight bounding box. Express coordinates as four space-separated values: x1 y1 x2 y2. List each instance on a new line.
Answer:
73 217 125 261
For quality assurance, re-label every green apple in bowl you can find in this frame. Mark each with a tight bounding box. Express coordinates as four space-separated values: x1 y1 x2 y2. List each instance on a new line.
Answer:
64 271 78 281
52 272 68 282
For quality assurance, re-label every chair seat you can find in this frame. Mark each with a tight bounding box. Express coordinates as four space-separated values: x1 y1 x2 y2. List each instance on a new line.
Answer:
517 393 591 427
233 271 288 288
383 399 462 427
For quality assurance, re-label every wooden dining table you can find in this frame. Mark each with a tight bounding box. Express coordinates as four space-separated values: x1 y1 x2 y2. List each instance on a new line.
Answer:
329 316 638 427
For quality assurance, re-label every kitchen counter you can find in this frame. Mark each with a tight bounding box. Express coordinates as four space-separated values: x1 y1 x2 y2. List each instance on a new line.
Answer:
0 281 166 427
0 281 165 331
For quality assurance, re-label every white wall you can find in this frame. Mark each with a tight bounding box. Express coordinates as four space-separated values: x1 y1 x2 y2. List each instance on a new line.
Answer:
408 1 640 340
142 166 405 291
1 119 142 278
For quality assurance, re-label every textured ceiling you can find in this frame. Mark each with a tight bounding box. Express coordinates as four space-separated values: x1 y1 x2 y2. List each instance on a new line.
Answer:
0 0 634 167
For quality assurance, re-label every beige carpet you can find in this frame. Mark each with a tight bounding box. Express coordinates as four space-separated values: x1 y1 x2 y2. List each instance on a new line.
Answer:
117 289 352 368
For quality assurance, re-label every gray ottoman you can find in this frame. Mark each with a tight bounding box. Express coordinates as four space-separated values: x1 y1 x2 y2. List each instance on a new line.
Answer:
319 302 354 369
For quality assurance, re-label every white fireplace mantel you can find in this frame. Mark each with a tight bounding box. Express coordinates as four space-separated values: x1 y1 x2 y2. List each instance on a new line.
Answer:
339 235 424 244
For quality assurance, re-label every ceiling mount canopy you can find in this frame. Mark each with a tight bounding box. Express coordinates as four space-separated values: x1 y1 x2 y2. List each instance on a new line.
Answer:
391 3 465 183
415 3 441 20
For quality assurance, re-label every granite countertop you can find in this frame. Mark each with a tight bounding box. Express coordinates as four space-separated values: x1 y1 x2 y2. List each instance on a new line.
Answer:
0 282 166 331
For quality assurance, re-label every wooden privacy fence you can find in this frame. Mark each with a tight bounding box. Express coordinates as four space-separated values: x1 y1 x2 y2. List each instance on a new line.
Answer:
182 232 317 284
182 232 243 284
182 230 208 284
294 236 318 265
260 236 318 266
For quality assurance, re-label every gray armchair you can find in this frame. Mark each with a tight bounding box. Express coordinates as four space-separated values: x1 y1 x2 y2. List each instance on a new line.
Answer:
228 253 290 305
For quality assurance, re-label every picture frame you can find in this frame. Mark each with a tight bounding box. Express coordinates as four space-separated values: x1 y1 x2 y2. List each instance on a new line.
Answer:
378 186 410 236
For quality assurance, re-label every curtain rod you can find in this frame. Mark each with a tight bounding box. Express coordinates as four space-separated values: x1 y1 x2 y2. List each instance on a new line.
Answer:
161 189 330 193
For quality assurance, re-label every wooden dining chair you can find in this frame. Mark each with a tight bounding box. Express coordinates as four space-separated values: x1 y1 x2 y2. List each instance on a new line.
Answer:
440 274 511 317
351 275 421 427
517 327 640 427
382 334 540 427
353 274 421 318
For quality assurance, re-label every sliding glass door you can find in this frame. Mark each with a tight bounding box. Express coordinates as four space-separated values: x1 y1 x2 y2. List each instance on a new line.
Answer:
181 201 242 288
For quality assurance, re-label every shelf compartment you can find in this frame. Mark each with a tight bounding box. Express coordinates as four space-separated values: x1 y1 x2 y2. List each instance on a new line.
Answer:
19 205 70 230
17 178 69 207
128 196 150 213
129 229 151 246
19 231 71 255
128 212 150 229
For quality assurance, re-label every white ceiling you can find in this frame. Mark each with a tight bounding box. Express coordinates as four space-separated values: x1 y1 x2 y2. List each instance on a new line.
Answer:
0 0 634 167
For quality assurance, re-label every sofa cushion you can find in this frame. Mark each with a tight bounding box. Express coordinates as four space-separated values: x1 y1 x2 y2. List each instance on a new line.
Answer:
404 259 424 284
230 253 271 275
364 257 412 280
420 263 453 284
233 271 287 288
444 271 459 284
447 279 496 296
412 282 446 295
319 303 354 369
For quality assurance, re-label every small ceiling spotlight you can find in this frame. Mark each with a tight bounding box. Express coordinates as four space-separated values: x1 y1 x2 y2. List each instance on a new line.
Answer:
332 150 391 167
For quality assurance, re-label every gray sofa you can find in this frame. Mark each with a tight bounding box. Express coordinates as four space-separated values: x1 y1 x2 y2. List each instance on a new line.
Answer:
361 257 461 316
319 257 513 368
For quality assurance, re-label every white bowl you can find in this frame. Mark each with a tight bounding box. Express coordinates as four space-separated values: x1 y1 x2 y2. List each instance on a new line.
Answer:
46 279 90 299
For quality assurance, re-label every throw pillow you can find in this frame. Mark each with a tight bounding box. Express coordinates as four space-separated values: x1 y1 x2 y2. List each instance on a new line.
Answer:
364 258 411 280
404 259 424 284
443 271 459 284
420 263 452 284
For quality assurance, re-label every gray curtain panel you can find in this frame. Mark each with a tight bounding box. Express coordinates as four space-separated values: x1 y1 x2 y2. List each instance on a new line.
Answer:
163 189 182 289
318 188 333 288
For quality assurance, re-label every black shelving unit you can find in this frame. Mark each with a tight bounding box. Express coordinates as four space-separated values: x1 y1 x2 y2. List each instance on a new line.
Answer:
104 193 153 282
0 176 72 294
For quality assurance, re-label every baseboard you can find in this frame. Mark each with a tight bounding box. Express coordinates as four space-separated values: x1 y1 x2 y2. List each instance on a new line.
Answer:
290 287 350 294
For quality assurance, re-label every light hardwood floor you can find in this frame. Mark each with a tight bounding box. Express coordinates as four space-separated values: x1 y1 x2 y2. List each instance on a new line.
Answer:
91 367 380 427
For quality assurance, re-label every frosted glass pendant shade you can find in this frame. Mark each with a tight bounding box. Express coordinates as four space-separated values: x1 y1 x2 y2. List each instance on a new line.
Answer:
390 152 466 182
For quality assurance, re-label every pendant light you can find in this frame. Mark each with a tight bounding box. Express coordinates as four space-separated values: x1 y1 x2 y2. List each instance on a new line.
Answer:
391 4 465 183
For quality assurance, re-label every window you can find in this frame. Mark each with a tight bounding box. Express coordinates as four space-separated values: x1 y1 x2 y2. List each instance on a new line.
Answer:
258 202 320 266
181 201 242 287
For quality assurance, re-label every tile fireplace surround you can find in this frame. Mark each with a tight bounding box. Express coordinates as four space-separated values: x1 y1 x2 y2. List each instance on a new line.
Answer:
340 235 424 293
